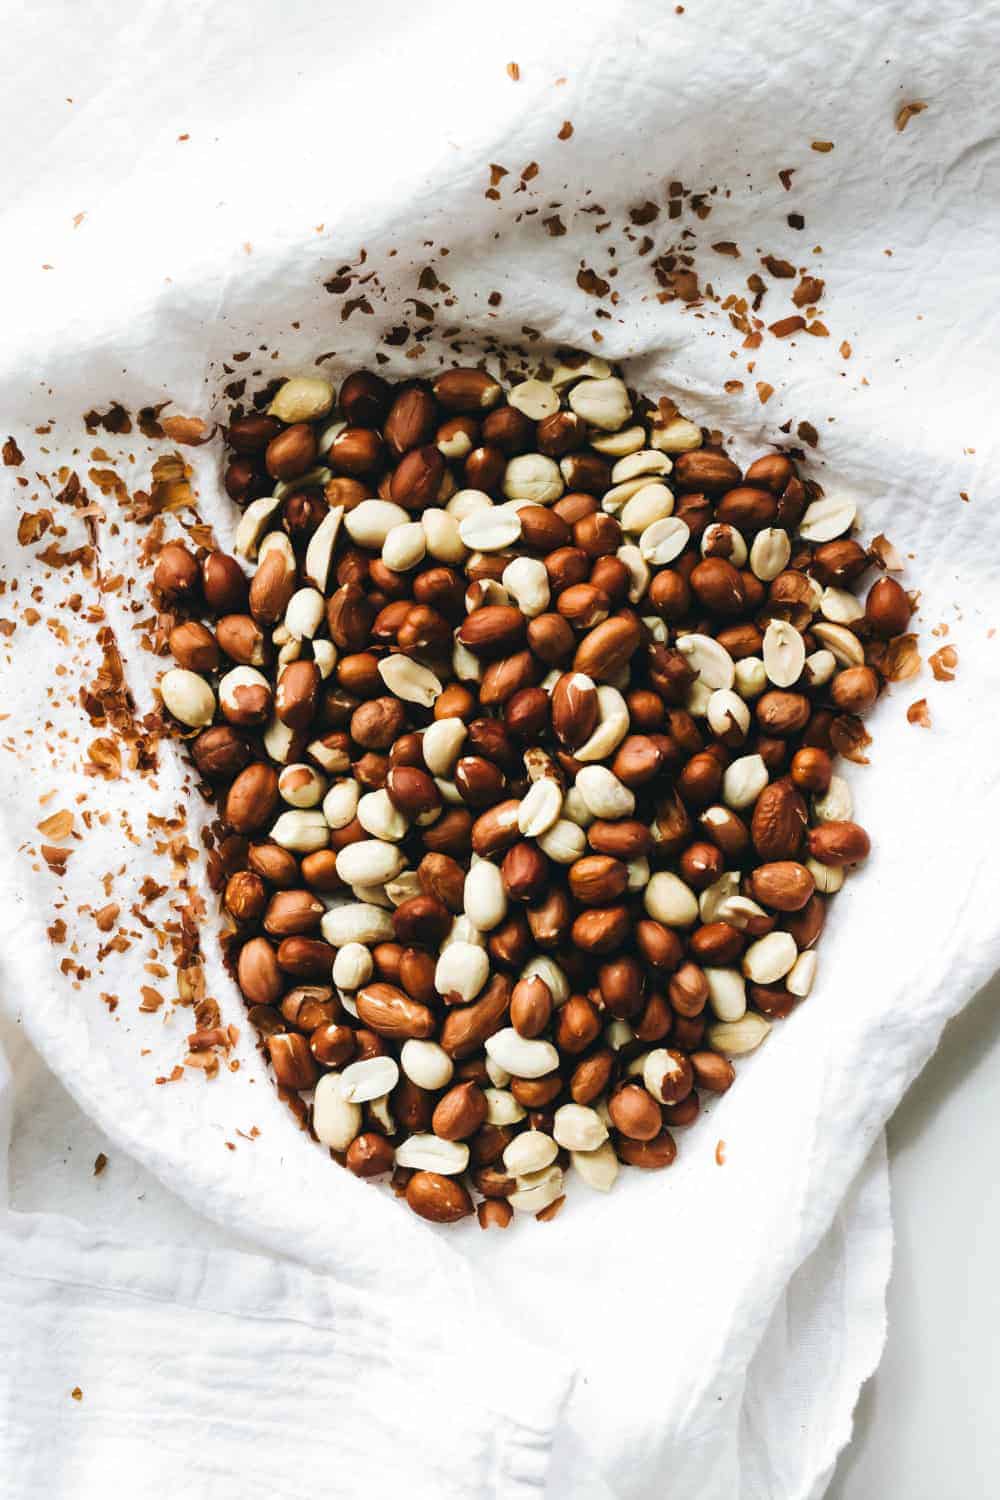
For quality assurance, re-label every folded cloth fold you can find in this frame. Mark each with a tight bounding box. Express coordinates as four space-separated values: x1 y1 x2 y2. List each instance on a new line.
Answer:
0 1047 574 1500
0 1036 891 1500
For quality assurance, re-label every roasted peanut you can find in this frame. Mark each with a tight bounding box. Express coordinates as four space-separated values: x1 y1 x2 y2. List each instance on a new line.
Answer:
177 358 908 1226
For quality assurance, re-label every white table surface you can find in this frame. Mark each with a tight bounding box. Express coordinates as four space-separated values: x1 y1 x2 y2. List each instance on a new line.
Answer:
5 969 1000 1497
829 968 1000 1499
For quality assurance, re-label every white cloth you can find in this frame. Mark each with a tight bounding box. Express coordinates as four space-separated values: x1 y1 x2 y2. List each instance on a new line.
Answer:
1 1023 891 1500
2 1 999 1496
0 1044 568 1500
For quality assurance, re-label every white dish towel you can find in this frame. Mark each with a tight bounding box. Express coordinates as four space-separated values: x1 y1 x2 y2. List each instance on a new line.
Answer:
0 1027 890 1500
2 1 999 1496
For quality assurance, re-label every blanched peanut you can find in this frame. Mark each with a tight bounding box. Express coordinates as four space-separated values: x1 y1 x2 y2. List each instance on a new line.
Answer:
313 1075 362 1150
485 1029 559 1079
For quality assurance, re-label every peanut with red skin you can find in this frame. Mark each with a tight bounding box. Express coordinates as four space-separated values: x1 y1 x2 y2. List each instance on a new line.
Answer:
168 360 898 1226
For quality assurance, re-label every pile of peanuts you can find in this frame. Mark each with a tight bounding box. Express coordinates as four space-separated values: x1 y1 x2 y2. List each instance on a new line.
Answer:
152 356 911 1228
